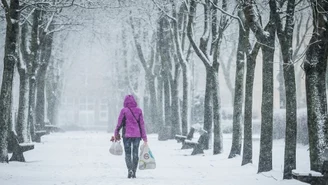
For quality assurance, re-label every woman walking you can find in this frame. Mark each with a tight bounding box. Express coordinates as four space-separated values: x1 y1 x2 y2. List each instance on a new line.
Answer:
114 95 148 178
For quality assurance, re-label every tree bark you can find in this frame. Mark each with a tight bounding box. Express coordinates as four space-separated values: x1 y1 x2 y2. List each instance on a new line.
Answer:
212 70 223 154
277 53 286 109
258 21 275 172
28 9 41 141
46 55 63 126
158 16 173 138
212 0 225 155
172 1 190 136
156 72 166 140
16 22 30 143
229 9 247 159
242 0 276 173
187 0 212 147
130 17 158 133
0 0 20 163
36 29 54 130
273 0 297 179
170 63 181 137
221 45 236 104
304 0 328 171
242 42 260 165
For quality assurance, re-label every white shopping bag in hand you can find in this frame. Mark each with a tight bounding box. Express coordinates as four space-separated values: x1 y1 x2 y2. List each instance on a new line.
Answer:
109 141 123 156
139 143 156 170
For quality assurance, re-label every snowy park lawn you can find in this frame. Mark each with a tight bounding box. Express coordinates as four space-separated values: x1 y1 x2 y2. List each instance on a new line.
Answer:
0 131 309 185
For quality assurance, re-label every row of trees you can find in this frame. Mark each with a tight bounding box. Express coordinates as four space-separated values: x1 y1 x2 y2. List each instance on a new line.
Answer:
117 0 328 179
0 0 101 162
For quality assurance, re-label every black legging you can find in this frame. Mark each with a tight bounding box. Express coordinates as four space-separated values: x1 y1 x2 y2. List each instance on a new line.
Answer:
123 137 141 172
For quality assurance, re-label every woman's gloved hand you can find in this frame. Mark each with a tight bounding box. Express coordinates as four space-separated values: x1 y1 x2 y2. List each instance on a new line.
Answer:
115 134 121 141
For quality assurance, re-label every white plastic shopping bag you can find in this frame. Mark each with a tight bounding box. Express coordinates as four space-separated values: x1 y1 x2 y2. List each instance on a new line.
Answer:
138 143 156 170
109 141 123 156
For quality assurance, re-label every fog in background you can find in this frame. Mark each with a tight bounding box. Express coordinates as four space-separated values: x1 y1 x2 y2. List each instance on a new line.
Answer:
0 1 309 133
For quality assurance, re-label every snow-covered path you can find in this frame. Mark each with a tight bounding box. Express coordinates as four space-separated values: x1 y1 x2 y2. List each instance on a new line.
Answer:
0 131 309 185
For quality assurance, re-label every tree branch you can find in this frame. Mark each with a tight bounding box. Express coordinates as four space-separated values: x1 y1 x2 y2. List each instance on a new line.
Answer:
152 0 176 21
187 0 211 69
210 0 245 32
171 0 187 68
242 0 268 40
129 15 149 72
1 0 11 25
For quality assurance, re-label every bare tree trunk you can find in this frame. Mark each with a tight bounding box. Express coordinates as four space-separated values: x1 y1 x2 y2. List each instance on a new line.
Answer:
181 62 189 135
158 16 173 138
212 70 223 154
203 70 213 149
170 65 181 137
0 0 20 163
242 42 260 165
304 0 328 171
16 72 29 142
157 73 166 140
163 76 171 136
229 10 247 158
172 1 190 136
258 21 275 172
36 29 54 130
36 64 47 129
147 75 158 132
273 0 298 179
169 45 181 136
277 53 286 109
28 9 41 141
16 22 30 143
212 0 226 155
187 0 212 150
220 45 236 104
46 56 63 126
130 18 158 133
242 0 276 173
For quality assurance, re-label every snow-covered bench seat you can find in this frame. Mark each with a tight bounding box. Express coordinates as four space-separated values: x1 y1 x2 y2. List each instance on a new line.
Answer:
182 131 209 155
292 148 328 185
45 124 64 134
175 127 195 143
8 131 34 162
34 130 47 143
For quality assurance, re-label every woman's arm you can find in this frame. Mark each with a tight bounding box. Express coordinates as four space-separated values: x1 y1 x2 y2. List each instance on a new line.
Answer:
114 109 125 139
139 111 147 142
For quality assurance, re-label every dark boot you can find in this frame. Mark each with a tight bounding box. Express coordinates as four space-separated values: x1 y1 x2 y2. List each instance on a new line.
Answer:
132 158 138 178
128 170 133 178
132 169 136 178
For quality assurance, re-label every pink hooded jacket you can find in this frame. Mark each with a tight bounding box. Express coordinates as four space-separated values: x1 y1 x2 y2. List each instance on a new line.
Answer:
114 95 147 142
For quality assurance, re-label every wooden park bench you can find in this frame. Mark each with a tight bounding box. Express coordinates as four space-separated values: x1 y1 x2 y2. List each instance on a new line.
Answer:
292 148 328 185
182 131 209 155
45 124 64 134
7 131 34 162
175 127 195 143
34 130 47 143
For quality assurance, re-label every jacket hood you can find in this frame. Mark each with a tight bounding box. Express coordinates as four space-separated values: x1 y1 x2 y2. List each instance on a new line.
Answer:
123 95 137 108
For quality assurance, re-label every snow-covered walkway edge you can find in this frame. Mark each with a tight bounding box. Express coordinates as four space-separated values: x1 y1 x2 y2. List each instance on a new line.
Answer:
0 131 309 185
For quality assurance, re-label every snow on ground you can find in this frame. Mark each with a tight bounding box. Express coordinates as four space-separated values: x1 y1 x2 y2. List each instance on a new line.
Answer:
0 131 309 185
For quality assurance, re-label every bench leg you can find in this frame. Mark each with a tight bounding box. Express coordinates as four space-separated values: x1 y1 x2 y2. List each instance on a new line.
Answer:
35 136 41 143
181 143 194 149
34 132 46 143
191 144 204 155
9 151 25 162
